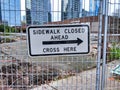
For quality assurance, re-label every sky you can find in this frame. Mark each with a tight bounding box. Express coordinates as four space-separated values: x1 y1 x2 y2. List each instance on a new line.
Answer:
20 0 119 21
20 0 25 17
51 0 61 21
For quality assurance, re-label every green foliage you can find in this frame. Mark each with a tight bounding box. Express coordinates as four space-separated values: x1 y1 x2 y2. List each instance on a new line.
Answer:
0 24 4 32
109 43 120 60
0 24 19 33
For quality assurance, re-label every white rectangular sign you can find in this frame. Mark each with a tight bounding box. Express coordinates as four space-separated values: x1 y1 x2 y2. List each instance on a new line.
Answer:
27 24 90 56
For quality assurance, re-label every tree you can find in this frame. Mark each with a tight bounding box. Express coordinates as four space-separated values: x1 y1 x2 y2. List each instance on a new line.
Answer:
0 25 4 32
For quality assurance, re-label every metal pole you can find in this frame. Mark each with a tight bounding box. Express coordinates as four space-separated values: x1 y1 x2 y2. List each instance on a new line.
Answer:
101 0 108 90
95 0 103 90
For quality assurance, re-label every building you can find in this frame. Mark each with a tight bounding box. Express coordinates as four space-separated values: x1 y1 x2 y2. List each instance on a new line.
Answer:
23 15 26 23
89 0 100 16
0 1 2 23
31 0 51 24
26 0 31 25
82 9 89 17
0 0 21 26
61 0 83 20
61 0 100 20
25 0 100 24
26 0 51 25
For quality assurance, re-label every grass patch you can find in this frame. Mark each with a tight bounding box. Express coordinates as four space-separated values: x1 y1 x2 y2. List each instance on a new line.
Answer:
108 43 120 60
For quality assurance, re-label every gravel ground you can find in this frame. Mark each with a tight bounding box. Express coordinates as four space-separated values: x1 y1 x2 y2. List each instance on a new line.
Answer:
31 60 120 90
0 37 120 90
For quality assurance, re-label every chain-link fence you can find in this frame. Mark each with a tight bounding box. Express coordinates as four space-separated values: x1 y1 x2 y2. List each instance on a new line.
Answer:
0 0 120 90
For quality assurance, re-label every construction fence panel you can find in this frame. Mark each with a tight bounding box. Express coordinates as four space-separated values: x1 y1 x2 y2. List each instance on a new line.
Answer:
0 0 120 90
101 0 120 90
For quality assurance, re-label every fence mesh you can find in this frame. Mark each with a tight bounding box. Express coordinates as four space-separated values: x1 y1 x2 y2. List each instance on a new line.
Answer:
102 0 120 90
0 0 120 90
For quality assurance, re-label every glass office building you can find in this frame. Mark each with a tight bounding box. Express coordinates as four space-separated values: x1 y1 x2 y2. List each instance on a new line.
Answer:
89 0 100 16
26 0 100 22
0 1 2 22
61 0 100 20
26 0 31 25
26 0 51 25
61 0 83 20
0 0 21 26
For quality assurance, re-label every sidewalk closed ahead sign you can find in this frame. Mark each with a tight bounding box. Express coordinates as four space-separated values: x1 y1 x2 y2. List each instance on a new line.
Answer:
27 24 90 56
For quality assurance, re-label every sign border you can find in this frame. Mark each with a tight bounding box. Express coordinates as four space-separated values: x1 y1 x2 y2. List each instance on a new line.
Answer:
27 24 90 56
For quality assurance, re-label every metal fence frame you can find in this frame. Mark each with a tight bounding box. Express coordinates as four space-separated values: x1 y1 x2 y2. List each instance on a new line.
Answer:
0 0 120 90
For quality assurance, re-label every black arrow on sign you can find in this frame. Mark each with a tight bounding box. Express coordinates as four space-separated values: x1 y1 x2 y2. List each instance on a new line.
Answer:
42 38 83 45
